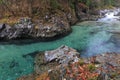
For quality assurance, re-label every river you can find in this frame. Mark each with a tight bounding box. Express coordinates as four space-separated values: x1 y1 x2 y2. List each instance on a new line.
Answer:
1 9 120 80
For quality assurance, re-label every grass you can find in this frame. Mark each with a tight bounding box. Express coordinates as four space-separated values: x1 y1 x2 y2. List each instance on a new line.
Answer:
87 64 96 72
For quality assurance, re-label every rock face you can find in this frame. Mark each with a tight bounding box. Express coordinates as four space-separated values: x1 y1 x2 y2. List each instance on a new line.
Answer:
0 18 71 40
33 13 71 38
75 2 100 21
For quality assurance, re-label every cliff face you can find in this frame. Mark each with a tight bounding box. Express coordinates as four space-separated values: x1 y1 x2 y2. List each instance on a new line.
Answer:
0 0 119 40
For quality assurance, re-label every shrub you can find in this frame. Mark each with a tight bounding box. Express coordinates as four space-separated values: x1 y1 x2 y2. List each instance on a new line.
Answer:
50 0 60 10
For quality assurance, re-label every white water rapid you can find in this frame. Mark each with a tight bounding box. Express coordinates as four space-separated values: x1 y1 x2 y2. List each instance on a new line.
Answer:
98 8 120 22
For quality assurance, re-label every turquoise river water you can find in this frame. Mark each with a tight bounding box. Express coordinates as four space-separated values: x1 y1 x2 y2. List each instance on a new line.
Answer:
1 21 120 80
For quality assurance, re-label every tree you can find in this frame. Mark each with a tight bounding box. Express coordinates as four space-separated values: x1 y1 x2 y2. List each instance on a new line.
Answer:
103 0 114 6
27 0 33 17
0 0 15 16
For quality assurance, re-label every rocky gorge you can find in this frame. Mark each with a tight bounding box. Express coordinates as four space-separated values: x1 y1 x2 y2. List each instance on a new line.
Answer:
0 0 120 80
0 0 102 41
17 8 120 80
0 15 99 41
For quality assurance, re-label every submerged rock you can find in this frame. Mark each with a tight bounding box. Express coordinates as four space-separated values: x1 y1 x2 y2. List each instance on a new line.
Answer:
110 34 120 47
9 60 19 68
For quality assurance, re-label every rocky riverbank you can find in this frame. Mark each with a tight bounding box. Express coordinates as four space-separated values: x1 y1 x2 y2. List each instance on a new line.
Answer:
0 17 71 40
18 45 120 80
0 13 100 41
1 0 120 41
0 0 102 41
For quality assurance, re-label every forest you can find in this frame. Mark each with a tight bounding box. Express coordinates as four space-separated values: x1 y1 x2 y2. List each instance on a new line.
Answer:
0 0 119 18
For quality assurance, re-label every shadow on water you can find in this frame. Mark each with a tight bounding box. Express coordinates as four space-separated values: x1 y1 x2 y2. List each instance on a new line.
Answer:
0 30 72 45
22 51 41 58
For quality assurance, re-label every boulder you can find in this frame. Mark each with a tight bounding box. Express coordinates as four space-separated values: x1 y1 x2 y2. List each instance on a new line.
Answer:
34 45 80 75
44 45 79 64
109 34 120 47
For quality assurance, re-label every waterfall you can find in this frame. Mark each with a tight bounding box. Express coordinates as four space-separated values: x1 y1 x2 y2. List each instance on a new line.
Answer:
98 8 120 22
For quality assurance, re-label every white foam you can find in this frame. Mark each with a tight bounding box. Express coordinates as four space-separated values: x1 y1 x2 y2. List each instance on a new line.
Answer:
98 8 120 22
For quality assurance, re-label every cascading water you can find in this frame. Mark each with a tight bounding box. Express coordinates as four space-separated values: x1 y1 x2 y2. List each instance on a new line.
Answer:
98 8 120 22
1 9 120 80
82 8 120 57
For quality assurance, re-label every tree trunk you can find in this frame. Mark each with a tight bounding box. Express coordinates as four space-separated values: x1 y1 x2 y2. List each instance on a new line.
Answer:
74 0 79 19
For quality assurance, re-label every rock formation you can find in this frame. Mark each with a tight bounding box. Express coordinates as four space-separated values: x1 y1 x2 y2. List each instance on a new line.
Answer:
0 18 71 40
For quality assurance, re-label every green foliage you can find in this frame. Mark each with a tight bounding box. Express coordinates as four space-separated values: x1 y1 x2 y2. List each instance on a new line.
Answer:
78 0 84 3
0 0 2 4
78 0 116 9
0 0 8 5
103 0 114 6
69 0 75 9
78 59 84 65
88 64 96 72
86 0 91 7
88 76 98 80
110 72 119 78
50 0 60 10
0 0 3 4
